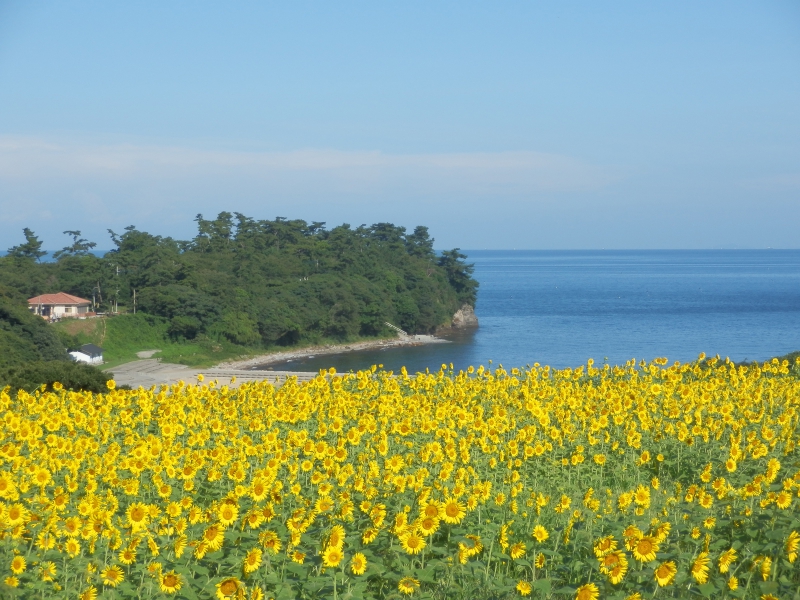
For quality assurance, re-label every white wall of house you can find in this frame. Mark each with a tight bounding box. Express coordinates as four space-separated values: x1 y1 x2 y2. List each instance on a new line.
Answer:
31 304 90 318
69 351 103 365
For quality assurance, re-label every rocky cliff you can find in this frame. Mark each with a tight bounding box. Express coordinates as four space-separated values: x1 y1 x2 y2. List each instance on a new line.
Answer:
448 304 479 329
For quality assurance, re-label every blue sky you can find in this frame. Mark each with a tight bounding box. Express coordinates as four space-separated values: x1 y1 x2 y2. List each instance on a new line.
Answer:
1 1 799 249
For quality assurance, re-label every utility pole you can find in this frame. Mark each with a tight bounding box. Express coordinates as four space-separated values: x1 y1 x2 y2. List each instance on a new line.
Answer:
133 289 136 314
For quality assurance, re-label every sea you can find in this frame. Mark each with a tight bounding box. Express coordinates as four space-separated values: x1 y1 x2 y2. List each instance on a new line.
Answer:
259 250 800 374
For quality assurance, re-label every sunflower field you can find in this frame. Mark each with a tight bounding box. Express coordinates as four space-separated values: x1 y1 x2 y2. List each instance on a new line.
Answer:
1 353 799 600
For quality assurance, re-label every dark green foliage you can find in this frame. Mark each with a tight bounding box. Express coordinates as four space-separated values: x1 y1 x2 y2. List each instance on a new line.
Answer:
437 248 478 306
53 230 97 259
0 215 478 353
0 360 112 394
0 286 67 365
6 227 46 261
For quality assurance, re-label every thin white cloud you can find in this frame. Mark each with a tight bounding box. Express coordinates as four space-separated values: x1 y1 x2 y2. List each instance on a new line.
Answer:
0 136 621 193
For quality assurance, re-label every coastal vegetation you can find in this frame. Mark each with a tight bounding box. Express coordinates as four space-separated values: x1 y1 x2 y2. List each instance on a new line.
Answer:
0 214 478 366
0 286 110 392
0 355 797 599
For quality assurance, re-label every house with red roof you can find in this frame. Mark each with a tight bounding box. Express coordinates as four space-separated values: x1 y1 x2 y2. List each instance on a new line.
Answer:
28 292 93 320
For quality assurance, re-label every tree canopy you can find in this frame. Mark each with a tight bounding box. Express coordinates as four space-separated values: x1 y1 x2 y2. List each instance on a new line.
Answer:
1 215 478 349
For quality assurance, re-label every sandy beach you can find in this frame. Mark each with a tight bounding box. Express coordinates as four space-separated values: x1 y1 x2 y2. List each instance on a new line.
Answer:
215 334 450 370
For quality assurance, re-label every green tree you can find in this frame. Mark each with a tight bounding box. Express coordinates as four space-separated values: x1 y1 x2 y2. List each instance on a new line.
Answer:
405 225 435 259
53 230 97 259
437 248 479 305
7 228 47 262
0 213 479 351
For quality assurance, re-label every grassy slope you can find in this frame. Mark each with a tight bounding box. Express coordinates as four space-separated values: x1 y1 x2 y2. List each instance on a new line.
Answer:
53 314 261 367
53 314 390 368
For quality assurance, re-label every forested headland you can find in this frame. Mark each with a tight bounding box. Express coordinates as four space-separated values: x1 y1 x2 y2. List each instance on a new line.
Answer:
0 213 478 367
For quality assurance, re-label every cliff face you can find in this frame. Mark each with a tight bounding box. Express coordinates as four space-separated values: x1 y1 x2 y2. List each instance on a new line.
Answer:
449 304 479 329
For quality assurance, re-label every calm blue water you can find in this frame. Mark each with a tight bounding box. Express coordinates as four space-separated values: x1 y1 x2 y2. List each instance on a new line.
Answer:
259 250 800 373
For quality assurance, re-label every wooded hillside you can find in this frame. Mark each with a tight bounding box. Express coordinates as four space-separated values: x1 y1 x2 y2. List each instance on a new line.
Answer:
1 214 478 350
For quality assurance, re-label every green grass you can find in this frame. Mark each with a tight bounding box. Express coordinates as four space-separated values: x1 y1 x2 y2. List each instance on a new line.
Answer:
52 314 261 368
52 313 397 368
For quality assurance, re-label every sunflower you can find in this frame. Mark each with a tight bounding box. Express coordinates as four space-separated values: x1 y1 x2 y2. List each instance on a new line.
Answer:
441 498 465 524
65 538 81 557
39 561 56 581
632 536 659 563
535 553 546 568
216 577 244 600
98 564 124 587
258 530 281 554
194 541 210 559
322 545 344 568
787 530 799 563
509 542 526 559
291 551 305 564
654 561 677 587
460 534 483 557
398 576 420 595
633 484 650 508
315 496 334 513
218 502 239 527
599 550 627 578
250 478 270 502
351 552 367 575
575 582 599 600
63 516 81 537
690 552 710 584
79 586 98 600
326 525 345 550
593 535 617 557
126 502 150 531
532 525 549 543
607 562 627 585
718 548 737 573
516 580 532 596
760 556 772 581
400 531 426 555
421 501 442 519
9 555 25 575
418 516 439 536
174 534 188 558
250 588 264 600
362 527 379 544
245 510 265 530
118 547 137 565
203 524 226 551
243 548 262 574
7 504 29 526
4 577 18 588
776 491 792 510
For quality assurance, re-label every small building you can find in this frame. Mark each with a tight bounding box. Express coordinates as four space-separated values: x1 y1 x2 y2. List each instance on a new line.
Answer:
28 292 92 320
70 343 104 365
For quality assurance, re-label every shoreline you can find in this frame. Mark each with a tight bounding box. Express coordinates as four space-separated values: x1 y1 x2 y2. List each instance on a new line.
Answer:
214 334 450 370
